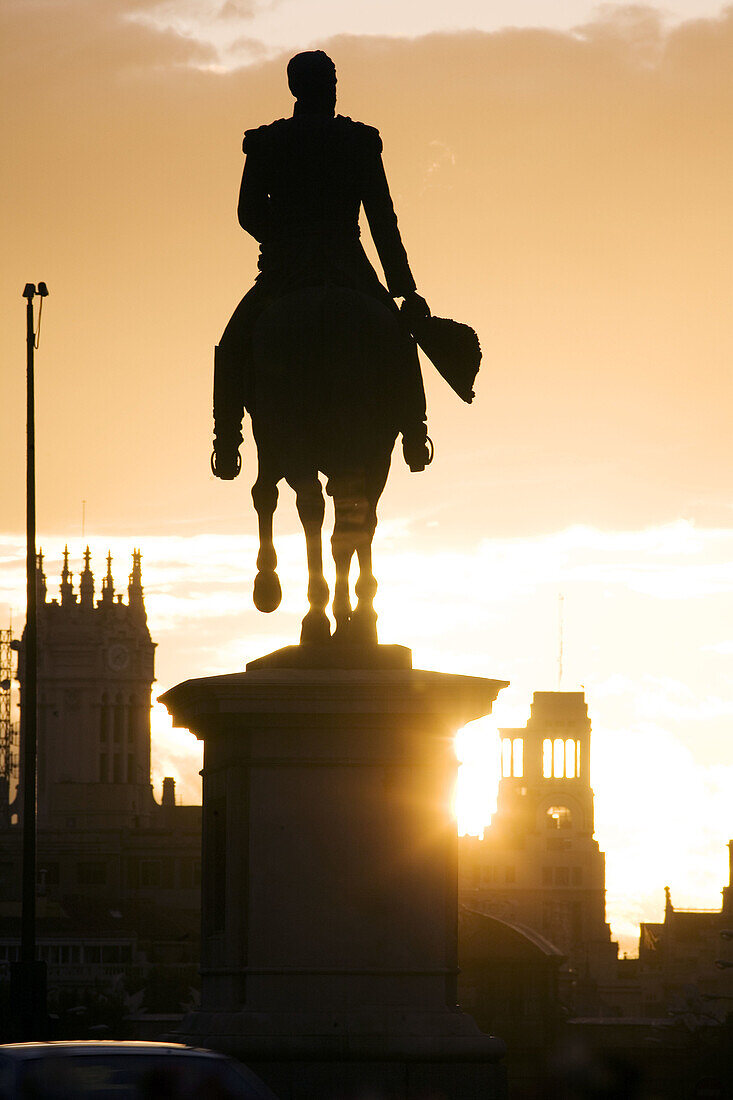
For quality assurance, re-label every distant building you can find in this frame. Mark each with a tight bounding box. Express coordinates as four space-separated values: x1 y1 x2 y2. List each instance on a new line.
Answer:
0 549 201 1033
565 854 733 1100
459 691 619 1013
634 845 733 1021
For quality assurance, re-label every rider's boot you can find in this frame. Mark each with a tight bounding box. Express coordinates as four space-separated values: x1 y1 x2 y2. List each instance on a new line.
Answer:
402 420 434 473
211 344 244 480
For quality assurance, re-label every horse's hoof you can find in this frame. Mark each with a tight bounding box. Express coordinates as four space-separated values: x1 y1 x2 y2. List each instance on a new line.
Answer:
253 570 282 613
349 607 378 646
300 610 331 645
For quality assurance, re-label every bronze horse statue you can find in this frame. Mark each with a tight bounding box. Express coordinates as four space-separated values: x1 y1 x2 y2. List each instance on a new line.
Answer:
212 52 478 646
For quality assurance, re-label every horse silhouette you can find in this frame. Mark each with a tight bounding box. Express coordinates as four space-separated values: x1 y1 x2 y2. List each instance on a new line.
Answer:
247 284 414 645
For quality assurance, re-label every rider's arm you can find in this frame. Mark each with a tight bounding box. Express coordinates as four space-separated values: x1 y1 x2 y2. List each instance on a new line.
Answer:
238 131 270 242
361 135 416 299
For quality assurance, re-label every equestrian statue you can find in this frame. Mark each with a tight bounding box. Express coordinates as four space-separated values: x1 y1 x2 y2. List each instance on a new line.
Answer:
212 50 480 647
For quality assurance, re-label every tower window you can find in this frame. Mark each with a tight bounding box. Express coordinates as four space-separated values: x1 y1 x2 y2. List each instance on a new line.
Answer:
544 738 579 779
502 737 524 778
546 805 572 830
564 739 576 778
100 693 109 742
502 738 511 778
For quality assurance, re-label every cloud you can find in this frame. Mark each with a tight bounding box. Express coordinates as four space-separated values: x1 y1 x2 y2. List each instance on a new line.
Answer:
1 0 216 90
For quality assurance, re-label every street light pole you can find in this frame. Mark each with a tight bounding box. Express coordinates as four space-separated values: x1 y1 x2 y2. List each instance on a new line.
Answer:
12 282 49 1038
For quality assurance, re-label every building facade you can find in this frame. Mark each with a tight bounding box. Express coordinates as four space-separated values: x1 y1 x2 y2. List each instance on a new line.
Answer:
459 691 619 1012
0 550 201 1033
635 845 733 1021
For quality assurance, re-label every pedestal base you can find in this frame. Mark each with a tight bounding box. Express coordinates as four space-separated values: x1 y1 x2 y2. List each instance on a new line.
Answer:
160 647 509 1099
172 1008 506 1100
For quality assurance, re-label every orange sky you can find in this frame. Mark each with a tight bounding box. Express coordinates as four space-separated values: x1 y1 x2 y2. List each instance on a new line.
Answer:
2 2 733 952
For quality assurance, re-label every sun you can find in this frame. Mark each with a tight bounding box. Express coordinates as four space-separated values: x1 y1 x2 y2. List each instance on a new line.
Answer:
454 716 502 837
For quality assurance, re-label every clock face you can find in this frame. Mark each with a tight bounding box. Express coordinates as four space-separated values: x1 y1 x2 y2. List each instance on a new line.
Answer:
107 644 130 672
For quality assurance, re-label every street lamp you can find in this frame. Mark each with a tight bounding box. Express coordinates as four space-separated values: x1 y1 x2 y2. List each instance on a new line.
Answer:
10 283 49 1039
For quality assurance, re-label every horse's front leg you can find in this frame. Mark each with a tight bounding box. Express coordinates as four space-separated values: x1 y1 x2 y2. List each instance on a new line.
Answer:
350 457 390 646
351 536 378 646
294 477 331 645
252 470 282 612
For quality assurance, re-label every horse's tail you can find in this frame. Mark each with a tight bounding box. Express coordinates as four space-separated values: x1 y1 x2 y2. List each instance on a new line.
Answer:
251 473 282 613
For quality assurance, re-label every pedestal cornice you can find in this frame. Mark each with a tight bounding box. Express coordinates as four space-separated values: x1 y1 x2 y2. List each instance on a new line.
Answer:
160 663 508 737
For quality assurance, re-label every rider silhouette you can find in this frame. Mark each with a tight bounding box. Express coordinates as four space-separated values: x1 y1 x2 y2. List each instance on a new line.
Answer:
213 50 432 478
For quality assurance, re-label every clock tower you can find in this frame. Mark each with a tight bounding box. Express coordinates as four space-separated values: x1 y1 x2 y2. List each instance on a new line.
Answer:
17 548 157 829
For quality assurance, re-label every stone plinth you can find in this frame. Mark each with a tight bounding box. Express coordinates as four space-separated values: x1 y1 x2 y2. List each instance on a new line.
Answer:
160 646 508 1099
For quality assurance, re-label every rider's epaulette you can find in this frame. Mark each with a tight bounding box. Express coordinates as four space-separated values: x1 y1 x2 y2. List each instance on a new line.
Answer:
335 115 383 155
242 117 289 154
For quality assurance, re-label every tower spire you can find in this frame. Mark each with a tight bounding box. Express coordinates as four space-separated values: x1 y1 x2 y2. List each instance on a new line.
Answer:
36 549 47 604
79 546 94 609
128 549 145 615
60 545 75 607
101 551 115 605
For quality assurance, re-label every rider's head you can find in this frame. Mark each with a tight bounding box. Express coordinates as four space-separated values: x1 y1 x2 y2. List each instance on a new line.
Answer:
287 51 337 113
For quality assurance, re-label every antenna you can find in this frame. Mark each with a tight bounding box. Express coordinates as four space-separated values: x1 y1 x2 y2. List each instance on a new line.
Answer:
558 592 564 690
82 499 86 539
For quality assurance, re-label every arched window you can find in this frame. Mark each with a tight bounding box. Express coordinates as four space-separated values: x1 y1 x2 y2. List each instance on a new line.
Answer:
546 805 572 830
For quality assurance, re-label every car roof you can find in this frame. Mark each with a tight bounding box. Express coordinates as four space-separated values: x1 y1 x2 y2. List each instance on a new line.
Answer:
0 1042 228 1061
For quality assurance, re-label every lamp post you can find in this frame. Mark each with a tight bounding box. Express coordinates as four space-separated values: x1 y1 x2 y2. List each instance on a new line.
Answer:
11 282 49 1038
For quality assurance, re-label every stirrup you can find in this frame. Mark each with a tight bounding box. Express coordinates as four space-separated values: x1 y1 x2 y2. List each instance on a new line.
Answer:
211 441 242 480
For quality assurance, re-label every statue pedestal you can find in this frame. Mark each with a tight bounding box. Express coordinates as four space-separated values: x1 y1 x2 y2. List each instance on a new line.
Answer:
160 647 508 1099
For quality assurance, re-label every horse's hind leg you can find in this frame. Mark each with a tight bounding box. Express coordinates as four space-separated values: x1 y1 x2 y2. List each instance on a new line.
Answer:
294 477 331 645
328 475 361 639
252 471 282 613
